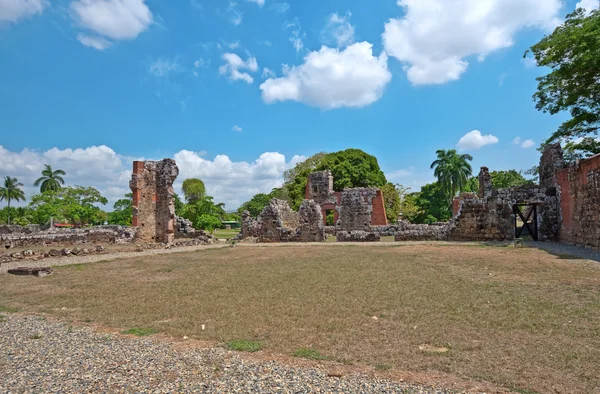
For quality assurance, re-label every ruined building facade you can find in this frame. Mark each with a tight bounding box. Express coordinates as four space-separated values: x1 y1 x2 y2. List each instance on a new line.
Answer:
130 159 179 244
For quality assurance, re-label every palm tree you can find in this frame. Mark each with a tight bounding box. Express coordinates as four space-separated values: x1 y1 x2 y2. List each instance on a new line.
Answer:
34 164 66 193
430 149 473 203
0 176 26 225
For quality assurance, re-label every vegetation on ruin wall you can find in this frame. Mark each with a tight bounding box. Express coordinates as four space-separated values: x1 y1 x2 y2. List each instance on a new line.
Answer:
528 8 600 159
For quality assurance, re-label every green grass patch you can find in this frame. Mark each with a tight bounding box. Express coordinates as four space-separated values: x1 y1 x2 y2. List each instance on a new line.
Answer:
0 306 19 313
30 334 43 340
293 348 327 360
121 327 158 337
375 364 392 371
213 229 240 240
225 340 263 352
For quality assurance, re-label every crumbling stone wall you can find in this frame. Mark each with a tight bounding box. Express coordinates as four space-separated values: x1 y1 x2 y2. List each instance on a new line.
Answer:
338 188 378 231
1 226 138 247
478 167 492 198
305 171 387 228
556 152 600 250
540 143 564 188
130 159 179 244
240 199 324 242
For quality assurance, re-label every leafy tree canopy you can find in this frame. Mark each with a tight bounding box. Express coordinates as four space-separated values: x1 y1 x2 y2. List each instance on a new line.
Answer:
527 8 600 156
29 186 108 226
34 164 66 193
108 193 132 226
405 182 452 224
0 176 26 225
181 178 206 204
430 149 473 203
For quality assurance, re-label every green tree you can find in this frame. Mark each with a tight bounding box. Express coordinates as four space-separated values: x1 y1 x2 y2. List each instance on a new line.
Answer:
33 164 66 193
381 183 401 224
28 186 108 226
0 176 26 225
181 178 206 204
195 214 222 232
238 193 271 217
408 182 452 224
430 149 473 203
527 8 600 155
563 137 600 163
173 193 184 216
108 193 133 226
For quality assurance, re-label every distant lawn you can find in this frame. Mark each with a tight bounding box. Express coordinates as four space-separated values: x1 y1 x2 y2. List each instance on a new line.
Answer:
212 228 240 240
1 244 599 393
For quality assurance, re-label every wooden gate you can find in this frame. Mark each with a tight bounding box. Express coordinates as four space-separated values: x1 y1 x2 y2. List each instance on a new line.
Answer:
513 203 538 241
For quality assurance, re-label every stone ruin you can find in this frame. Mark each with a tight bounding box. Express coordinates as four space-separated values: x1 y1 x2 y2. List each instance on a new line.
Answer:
240 199 325 242
0 225 137 247
130 159 179 244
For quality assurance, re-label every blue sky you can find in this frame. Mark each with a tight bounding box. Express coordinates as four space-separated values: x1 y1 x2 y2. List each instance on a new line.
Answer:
0 0 597 209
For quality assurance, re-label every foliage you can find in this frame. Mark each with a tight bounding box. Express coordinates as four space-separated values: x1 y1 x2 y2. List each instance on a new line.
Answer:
108 193 132 226
28 186 108 226
181 178 206 204
430 149 473 203
464 170 533 193
238 193 271 217
195 214 222 232
396 185 422 221
33 164 66 193
283 152 327 184
0 176 26 225
527 9 600 154
563 137 600 163
381 183 401 224
406 182 452 224
173 193 185 216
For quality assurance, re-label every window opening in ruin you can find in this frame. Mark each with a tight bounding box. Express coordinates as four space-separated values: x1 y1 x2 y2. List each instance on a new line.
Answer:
325 210 335 226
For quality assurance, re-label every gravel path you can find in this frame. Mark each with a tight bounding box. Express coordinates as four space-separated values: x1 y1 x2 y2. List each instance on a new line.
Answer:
0 315 457 394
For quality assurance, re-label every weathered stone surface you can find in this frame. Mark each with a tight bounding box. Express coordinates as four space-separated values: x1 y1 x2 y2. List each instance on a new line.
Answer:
295 200 325 242
174 216 196 238
8 267 53 277
48 249 62 257
338 188 378 231
130 159 179 244
540 143 564 188
0 226 137 248
478 167 492 199
336 231 380 242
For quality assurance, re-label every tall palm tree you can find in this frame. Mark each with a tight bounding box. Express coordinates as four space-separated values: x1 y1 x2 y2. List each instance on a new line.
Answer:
430 149 473 203
0 176 26 225
34 164 66 193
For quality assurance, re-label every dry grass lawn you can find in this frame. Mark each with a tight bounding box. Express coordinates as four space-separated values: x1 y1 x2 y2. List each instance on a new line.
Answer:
1 243 599 393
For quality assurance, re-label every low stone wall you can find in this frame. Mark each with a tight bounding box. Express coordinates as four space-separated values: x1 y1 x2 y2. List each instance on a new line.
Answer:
1 226 138 247
394 222 448 241
336 231 381 242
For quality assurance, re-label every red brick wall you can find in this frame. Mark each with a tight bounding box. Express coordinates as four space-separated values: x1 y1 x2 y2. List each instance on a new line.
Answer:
557 153 600 249
370 190 388 226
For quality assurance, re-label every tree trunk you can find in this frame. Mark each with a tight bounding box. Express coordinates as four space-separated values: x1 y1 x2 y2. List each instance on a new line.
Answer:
7 198 10 225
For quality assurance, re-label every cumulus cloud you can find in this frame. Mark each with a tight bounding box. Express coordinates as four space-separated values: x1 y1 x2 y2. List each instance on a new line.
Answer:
0 0 48 23
260 42 392 109
322 12 355 48
219 52 258 83
70 0 153 49
382 0 562 85
577 0 599 14
514 137 535 149
262 67 276 79
0 145 305 210
76 34 112 50
457 130 499 151
232 125 243 132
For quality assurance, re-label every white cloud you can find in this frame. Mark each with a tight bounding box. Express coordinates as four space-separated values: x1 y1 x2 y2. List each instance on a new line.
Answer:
513 137 535 149
262 67 276 79
577 0 599 14
232 125 243 132
456 130 499 150
219 52 258 84
522 57 538 68
322 12 355 48
77 34 112 50
228 1 243 25
149 58 181 77
382 0 562 85
0 0 48 23
260 42 392 109
70 0 153 49
521 139 535 149
284 18 304 53
0 145 305 210
247 0 264 7
271 2 288 13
